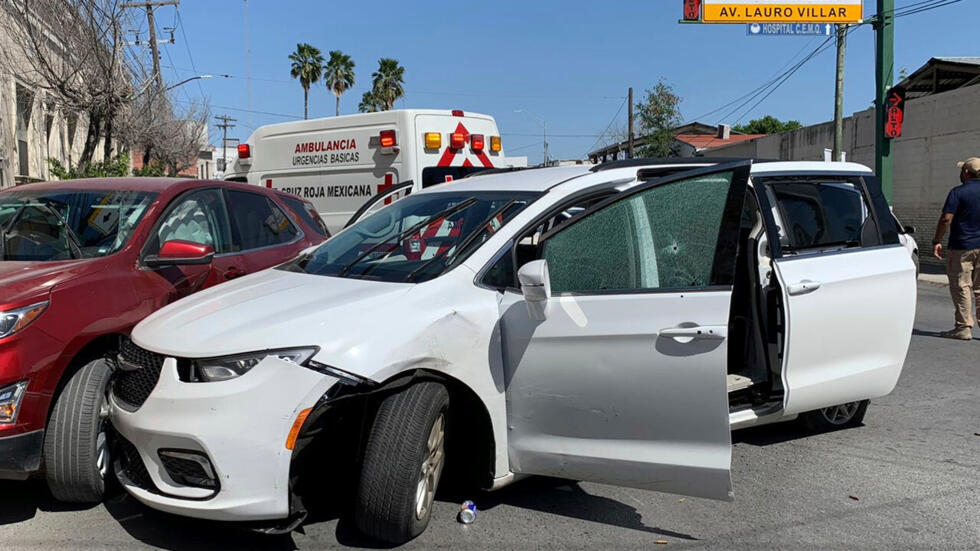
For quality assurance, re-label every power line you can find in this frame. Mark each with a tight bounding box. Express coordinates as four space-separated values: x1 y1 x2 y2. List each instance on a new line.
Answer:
585 95 628 155
174 8 205 98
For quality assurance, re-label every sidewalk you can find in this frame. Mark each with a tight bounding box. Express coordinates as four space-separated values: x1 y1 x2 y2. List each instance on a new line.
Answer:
919 263 948 286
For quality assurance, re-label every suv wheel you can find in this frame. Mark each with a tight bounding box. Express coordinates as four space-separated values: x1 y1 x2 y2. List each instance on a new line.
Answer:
43 358 113 503
354 382 449 544
799 399 869 432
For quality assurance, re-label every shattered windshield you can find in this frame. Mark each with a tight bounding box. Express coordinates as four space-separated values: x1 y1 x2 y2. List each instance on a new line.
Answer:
0 189 157 261
282 191 541 283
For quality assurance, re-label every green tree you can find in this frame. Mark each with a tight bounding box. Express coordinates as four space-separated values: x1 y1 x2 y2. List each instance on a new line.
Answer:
733 115 802 135
324 50 356 117
48 152 131 179
288 43 325 119
358 90 382 113
371 58 405 111
635 79 682 158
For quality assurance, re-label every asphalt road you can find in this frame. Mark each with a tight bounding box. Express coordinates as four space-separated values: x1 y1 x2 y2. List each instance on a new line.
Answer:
1 282 978 550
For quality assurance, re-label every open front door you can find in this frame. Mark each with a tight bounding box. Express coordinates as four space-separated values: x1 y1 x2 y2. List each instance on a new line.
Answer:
501 162 751 501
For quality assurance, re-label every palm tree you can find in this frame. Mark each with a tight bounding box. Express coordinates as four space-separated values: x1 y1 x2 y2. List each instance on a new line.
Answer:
323 50 356 116
358 90 381 113
371 58 405 111
288 43 324 119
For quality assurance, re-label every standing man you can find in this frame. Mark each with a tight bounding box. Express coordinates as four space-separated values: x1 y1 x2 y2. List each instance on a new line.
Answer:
933 157 980 340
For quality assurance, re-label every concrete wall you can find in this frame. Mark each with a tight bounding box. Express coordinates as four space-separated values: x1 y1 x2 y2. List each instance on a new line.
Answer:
707 84 980 267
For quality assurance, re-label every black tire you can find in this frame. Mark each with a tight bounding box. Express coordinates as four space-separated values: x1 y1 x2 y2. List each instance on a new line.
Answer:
354 382 450 544
799 399 870 432
43 358 113 503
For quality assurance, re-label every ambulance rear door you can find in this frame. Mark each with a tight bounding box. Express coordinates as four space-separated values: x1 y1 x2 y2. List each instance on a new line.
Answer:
414 112 504 189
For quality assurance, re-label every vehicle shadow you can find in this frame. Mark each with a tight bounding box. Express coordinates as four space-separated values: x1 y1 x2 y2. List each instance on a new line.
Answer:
317 476 700 548
732 420 868 446
0 480 99 526
101 490 298 551
443 476 697 540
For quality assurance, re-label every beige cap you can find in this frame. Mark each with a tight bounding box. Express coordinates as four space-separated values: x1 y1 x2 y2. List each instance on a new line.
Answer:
958 157 980 176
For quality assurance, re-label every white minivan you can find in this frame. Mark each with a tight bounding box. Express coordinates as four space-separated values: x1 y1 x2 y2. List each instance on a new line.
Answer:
109 159 916 544
225 109 521 233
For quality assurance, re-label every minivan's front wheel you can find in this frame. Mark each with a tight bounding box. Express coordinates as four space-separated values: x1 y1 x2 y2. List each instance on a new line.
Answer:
799 400 869 432
43 358 113 503
355 382 449 544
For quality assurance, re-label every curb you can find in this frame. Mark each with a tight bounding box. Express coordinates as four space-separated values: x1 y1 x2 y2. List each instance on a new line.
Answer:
918 274 949 287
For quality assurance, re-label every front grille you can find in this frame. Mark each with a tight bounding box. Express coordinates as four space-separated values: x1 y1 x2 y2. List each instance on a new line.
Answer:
117 435 156 492
111 339 165 409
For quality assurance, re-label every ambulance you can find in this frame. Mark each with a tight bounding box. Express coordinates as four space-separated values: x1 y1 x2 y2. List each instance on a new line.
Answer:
224 109 513 232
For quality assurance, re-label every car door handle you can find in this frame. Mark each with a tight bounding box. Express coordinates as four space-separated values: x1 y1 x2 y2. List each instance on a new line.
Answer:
659 325 728 340
787 279 821 296
224 267 247 280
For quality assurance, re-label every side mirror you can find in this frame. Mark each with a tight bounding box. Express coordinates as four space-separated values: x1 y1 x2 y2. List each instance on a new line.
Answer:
904 225 916 235
518 259 551 321
145 240 215 268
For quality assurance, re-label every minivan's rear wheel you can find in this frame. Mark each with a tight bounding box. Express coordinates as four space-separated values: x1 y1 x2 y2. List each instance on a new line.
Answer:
800 400 869 432
355 382 449 544
43 358 113 503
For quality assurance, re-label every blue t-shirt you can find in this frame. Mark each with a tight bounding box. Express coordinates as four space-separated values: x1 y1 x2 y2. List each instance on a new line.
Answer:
943 179 980 250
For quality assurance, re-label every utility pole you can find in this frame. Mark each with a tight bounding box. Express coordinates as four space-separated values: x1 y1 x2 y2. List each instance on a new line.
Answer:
627 87 635 159
215 115 236 173
874 0 895 200
122 1 179 90
832 24 847 162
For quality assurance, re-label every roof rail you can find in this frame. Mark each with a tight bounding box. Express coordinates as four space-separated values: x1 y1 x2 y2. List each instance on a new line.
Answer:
590 156 769 172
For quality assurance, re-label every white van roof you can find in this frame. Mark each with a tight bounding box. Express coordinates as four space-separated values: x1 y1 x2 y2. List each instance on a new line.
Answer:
246 109 497 140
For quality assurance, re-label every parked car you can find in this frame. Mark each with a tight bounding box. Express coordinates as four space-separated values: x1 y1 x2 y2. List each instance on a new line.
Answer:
110 160 916 543
0 177 328 502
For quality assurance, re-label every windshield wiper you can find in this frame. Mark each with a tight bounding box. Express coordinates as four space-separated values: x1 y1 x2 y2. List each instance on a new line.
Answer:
403 200 518 282
34 201 83 259
337 197 479 278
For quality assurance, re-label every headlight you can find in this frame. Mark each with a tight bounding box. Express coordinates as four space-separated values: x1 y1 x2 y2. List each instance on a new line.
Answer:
191 348 318 382
0 302 48 340
0 381 28 424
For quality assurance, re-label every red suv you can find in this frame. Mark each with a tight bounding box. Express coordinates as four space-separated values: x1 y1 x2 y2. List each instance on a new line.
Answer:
0 178 328 501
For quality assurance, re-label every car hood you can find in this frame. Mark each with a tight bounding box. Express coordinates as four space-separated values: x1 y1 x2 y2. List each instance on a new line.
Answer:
132 268 416 362
132 265 499 384
0 259 93 307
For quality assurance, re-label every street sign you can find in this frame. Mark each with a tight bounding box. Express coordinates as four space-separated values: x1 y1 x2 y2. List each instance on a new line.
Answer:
703 1 863 23
746 22 834 35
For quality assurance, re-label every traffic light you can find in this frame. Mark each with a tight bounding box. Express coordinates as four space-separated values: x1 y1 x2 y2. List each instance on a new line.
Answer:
884 86 905 139
683 0 701 21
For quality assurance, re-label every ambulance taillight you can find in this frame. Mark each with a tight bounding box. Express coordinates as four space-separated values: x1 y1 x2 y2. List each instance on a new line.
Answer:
470 134 485 151
379 130 397 148
490 136 502 152
450 132 466 150
237 144 251 159
424 132 442 149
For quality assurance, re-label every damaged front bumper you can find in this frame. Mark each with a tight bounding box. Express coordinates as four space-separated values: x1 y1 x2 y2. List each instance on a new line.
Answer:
110 355 338 522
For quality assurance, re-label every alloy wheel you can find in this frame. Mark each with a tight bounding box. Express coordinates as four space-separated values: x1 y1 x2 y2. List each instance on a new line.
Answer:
819 402 860 425
415 413 445 520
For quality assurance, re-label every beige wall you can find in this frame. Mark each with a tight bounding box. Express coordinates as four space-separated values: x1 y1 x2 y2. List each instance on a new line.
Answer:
0 8 110 188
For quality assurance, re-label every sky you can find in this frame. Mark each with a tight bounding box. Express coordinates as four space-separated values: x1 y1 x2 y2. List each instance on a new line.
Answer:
151 0 977 162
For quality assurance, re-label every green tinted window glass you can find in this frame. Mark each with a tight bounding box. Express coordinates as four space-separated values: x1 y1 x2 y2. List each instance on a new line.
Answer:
544 171 733 294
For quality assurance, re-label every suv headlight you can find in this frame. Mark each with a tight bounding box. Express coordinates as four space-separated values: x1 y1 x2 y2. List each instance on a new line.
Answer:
0 302 48 340
190 348 318 382
0 381 29 424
